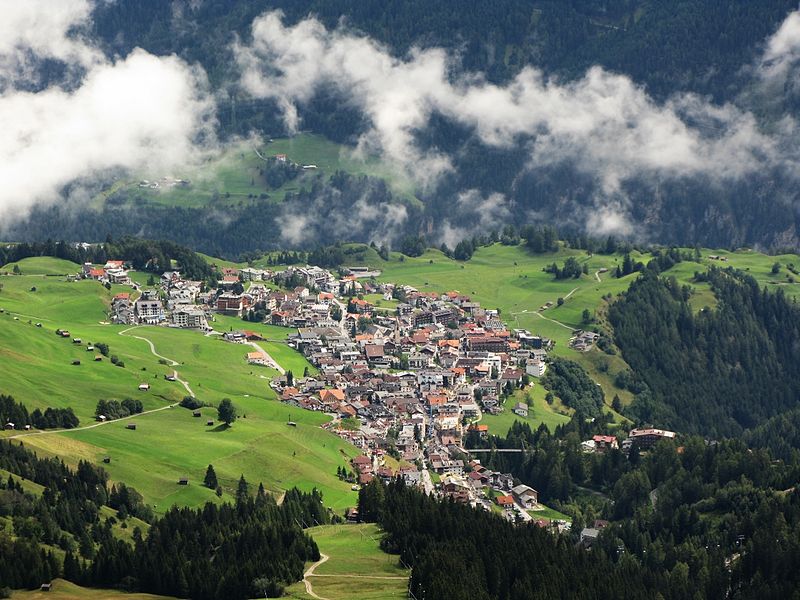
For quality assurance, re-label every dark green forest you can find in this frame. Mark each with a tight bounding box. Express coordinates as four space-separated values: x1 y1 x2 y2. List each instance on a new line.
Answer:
0 437 325 599
609 267 800 437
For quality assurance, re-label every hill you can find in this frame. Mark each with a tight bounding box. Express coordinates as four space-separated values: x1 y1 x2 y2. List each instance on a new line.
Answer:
11 579 177 599
0 259 358 511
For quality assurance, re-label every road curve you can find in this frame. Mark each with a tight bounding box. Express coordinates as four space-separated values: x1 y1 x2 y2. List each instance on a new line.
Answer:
303 554 330 600
118 326 195 396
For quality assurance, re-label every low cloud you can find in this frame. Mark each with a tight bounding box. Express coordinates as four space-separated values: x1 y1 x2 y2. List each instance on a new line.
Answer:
0 0 217 225
236 10 800 239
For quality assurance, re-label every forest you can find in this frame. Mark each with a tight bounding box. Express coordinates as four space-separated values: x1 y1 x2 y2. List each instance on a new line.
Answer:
457 416 800 600
609 267 800 437
0 435 327 599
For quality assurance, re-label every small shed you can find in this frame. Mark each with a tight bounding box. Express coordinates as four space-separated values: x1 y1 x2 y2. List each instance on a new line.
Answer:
103 456 111 464
206 420 214 426
178 477 189 485
71 360 81 366
287 421 297 427
4 422 14 430
138 383 150 391
192 410 201 417
73 338 82 344
40 583 52 592
126 423 137 430
94 355 103 361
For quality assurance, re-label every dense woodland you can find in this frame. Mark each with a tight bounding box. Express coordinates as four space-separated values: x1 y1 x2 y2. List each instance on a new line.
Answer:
0 436 326 599
609 267 800 437
459 417 800 599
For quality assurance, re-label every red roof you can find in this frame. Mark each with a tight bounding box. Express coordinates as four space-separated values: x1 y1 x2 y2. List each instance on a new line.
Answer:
496 495 514 506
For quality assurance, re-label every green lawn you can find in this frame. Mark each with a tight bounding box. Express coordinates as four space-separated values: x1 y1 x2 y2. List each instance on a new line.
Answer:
528 505 572 522
1 257 81 276
285 523 409 600
480 385 571 436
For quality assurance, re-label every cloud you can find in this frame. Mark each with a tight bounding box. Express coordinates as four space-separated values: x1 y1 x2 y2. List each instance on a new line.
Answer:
0 0 217 225
437 190 513 248
236 11 800 239
0 0 101 88
759 10 800 86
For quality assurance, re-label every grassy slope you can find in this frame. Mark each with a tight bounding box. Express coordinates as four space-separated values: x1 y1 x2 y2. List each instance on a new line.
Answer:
1 257 82 276
0 258 358 513
480 384 571 436
104 133 418 209
285 523 409 600
11 579 176 600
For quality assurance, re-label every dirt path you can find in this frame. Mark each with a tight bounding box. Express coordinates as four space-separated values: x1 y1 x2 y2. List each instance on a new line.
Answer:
532 311 577 332
6 402 177 440
118 326 195 396
303 554 330 600
594 270 602 282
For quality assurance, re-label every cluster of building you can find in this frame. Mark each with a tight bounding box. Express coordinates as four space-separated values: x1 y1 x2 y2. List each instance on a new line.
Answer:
581 427 677 454
82 260 131 286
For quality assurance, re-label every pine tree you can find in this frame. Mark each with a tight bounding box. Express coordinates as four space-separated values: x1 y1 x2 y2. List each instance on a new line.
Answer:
236 475 249 504
204 464 218 489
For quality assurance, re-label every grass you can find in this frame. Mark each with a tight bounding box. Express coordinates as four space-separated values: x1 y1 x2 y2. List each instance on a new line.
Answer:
285 523 409 600
11 579 176 599
528 505 572 522
102 133 420 210
480 385 571 436
0 259 359 513
1 257 82 276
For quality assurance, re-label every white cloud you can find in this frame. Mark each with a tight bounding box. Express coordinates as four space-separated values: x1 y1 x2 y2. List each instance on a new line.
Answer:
0 0 217 224
0 0 101 87
759 10 800 85
235 11 800 236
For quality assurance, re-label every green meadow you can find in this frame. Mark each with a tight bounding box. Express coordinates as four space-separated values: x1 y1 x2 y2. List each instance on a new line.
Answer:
479 384 571 436
0 258 358 513
285 523 409 600
103 133 418 209
11 579 176 600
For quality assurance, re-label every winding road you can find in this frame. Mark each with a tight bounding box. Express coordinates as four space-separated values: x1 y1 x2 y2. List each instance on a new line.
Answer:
303 554 330 600
118 326 195 396
7 326 195 440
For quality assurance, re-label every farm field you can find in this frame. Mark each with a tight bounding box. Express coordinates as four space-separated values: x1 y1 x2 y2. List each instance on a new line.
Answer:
0 258 359 512
285 523 409 600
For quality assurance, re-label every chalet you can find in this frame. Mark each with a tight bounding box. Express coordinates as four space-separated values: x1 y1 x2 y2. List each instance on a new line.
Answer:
247 351 268 366
512 402 528 418
511 484 539 508
4 422 14 430
496 494 515 510
138 383 150 391
592 435 619 452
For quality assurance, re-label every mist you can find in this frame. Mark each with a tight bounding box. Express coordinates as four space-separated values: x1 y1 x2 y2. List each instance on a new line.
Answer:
236 10 800 240
0 0 216 226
